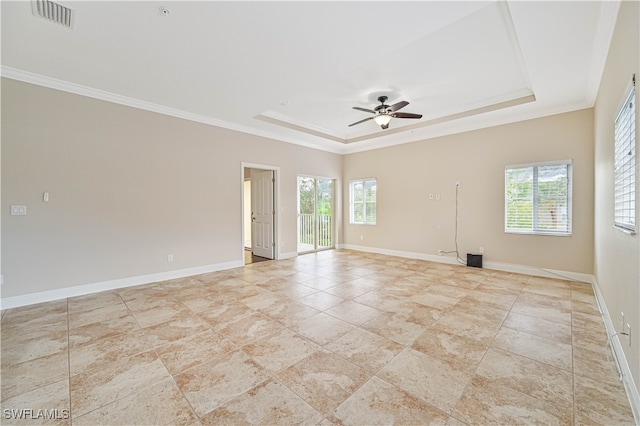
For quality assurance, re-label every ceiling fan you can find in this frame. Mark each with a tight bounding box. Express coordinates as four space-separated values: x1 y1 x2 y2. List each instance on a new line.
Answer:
349 96 423 130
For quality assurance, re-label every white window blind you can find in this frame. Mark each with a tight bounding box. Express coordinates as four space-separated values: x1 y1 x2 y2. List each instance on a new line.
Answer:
350 179 377 224
505 160 572 235
614 80 636 232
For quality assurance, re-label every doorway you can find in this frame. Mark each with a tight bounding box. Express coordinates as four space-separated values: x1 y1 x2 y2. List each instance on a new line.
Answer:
297 176 335 253
242 164 278 265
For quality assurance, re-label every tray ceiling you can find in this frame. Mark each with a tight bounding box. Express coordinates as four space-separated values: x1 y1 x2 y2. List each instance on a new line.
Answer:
1 1 620 154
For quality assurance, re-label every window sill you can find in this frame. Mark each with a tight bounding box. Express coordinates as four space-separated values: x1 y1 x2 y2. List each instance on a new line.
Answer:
505 230 572 237
614 225 636 236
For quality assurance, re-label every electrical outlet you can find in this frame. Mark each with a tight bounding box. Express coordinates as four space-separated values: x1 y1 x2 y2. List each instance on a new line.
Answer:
438 249 443 256
168 254 174 262
479 247 485 254
10 205 27 216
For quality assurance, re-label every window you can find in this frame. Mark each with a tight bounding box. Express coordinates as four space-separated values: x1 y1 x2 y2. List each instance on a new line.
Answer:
614 79 636 232
350 179 377 224
505 160 572 235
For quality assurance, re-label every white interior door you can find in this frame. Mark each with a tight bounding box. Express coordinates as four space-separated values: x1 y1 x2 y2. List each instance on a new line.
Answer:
251 170 275 259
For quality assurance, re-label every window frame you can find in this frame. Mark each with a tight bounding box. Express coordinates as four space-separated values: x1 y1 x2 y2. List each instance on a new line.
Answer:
613 79 636 234
349 178 377 225
504 159 573 236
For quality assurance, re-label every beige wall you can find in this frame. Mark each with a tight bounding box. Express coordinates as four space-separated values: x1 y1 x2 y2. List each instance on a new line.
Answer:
343 109 595 275
1 78 342 298
594 0 639 401
2 4 637 411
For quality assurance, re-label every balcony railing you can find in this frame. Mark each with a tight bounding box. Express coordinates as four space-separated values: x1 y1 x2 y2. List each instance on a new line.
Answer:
298 213 333 252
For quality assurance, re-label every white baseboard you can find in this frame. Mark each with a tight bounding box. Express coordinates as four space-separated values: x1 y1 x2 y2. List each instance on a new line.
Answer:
2 244 638 421
338 244 460 265
338 244 592 283
592 278 640 424
279 251 298 260
338 243 639 422
0 260 242 310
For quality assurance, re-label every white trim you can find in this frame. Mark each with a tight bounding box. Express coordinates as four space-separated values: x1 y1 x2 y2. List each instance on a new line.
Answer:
337 243 593 283
296 175 338 253
349 178 377 225
503 231 573 237
613 83 636 233
259 109 346 141
338 243 638 420
505 158 573 171
338 243 456 265
2 242 637 421
0 67 246 132
613 74 636 122
341 99 594 155
592 278 640 424
498 2 533 95
279 251 298 260
504 160 573 236
0 67 598 158
0 67 346 155
0 261 242 310
485 261 593 284
348 177 378 184
585 0 622 106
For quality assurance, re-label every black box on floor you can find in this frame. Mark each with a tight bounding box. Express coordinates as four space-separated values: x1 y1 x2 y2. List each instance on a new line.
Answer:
467 253 483 268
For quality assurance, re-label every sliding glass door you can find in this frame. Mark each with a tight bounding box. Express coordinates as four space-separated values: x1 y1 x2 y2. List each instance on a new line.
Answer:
297 176 334 253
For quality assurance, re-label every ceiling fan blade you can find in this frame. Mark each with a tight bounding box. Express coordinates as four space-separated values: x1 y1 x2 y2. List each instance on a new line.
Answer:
388 101 409 112
353 106 376 114
348 116 375 127
393 112 423 119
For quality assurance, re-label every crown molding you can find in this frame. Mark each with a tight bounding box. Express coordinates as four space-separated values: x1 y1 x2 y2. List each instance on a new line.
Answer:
0 66 347 155
585 0 622 105
1 66 594 157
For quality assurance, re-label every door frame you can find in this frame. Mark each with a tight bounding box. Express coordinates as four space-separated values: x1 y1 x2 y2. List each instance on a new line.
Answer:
297 175 336 254
241 162 280 264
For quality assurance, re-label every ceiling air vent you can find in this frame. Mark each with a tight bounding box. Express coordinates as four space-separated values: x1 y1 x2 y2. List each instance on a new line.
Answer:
31 0 73 28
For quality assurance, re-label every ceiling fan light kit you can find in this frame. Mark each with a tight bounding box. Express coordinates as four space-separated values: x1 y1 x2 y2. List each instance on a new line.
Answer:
373 114 392 127
349 95 423 130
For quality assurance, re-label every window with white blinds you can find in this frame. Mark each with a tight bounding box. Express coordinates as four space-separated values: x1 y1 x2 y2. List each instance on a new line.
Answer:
505 160 572 235
614 81 636 233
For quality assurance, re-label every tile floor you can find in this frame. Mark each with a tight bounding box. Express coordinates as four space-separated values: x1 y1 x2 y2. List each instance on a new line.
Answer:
1 249 635 425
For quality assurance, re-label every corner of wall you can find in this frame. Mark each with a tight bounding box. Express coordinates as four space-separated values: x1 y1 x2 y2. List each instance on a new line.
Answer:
592 277 640 424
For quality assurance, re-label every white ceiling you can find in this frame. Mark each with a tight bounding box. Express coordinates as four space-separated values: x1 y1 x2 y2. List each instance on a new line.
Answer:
1 1 620 154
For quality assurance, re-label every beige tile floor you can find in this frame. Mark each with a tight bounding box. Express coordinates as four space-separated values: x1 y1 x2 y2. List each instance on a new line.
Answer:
1 249 635 425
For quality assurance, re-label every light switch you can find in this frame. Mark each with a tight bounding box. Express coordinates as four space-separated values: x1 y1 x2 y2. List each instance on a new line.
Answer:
11 205 27 216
